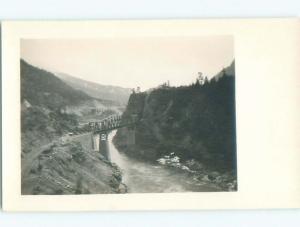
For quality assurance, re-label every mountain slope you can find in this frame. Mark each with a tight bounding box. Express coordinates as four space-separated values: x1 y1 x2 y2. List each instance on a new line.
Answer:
21 60 126 194
21 60 92 110
21 59 122 150
56 72 131 105
21 59 91 149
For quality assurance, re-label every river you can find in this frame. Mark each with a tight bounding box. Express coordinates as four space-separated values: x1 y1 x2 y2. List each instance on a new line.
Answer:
104 130 221 193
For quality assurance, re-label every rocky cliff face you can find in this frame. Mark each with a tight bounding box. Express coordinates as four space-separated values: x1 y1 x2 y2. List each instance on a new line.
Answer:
114 63 236 176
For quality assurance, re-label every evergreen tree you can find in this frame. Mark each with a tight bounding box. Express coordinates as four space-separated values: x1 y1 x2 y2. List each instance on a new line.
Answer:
204 76 209 84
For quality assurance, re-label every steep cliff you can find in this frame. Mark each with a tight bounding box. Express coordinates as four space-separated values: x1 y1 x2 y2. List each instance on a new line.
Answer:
114 63 236 176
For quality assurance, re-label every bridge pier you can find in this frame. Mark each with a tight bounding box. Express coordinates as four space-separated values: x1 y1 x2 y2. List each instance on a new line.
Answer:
88 114 138 162
99 132 110 161
91 133 99 151
127 128 136 145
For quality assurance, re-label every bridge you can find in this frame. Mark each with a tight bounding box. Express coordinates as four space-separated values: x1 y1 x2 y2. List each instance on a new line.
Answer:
88 114 138 161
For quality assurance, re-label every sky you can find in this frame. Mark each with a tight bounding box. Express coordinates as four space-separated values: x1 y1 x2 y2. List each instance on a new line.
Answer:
21 36 234 90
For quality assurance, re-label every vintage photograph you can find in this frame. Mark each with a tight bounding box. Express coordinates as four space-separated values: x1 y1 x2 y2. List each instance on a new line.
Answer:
20 36 237 195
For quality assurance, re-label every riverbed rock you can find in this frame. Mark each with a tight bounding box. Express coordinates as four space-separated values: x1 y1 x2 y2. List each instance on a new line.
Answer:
202 175 210 182
185 159 204 171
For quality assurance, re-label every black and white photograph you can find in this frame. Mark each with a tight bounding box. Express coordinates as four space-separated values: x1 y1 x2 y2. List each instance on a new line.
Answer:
20 36 237 195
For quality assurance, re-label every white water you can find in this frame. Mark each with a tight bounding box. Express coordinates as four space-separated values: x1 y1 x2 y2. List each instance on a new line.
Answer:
106 130 220 193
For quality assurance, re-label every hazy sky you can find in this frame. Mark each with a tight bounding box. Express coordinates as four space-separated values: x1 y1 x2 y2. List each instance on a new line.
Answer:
21 36 234 90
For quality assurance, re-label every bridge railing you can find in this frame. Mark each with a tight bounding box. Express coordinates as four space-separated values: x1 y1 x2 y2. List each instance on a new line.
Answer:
88 115 138 133
66 114 139 136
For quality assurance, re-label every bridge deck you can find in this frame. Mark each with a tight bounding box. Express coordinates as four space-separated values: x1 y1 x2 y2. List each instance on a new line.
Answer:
93 122 136 134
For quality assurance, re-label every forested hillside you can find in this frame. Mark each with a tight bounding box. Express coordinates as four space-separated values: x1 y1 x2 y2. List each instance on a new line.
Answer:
114 62 236 184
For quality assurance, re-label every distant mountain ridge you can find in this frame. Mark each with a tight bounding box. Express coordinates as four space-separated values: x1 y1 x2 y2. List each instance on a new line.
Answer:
55 72 131 105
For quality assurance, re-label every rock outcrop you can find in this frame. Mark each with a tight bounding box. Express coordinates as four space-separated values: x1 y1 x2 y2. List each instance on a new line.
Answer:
22 135 125 195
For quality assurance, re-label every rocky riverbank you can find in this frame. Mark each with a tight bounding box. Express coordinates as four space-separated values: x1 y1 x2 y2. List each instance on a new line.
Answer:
157 153 237 191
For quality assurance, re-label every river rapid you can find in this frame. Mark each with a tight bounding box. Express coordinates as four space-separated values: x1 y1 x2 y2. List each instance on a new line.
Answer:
101 130 221 193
